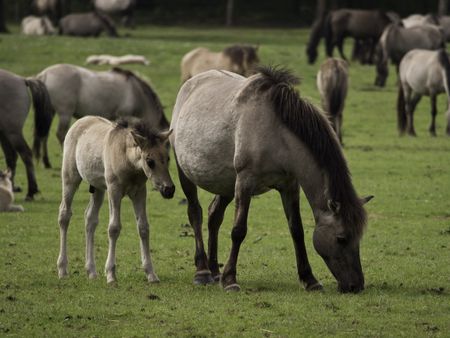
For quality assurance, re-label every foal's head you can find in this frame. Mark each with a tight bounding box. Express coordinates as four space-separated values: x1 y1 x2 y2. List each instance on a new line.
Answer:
130 126 175 199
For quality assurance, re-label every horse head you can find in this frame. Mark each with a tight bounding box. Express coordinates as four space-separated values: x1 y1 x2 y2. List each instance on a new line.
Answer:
313 195 373 293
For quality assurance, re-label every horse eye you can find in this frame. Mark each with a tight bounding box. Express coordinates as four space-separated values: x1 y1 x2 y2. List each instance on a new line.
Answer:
147 159 155 169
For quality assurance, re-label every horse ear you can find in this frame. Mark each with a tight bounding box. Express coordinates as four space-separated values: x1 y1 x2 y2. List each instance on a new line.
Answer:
361 195 374 204
159 129 173 143
3 168 11 179
131 131 147 148
327 199 341 214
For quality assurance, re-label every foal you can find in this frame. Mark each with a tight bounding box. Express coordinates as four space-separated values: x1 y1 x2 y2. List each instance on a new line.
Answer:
57 116 175 283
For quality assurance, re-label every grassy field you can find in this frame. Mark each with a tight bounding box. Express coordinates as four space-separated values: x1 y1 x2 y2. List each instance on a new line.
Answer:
0 25 449 337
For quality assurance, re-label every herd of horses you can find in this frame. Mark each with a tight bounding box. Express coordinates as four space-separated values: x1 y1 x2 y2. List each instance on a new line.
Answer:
1 8 449 294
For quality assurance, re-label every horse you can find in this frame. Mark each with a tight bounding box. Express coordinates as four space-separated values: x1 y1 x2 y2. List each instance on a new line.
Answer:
0 169 24 212
324 9 395 62
21 15 57 35
170 67 373 293
180 44 260 83
402 14 439 28
32 0 62 25
36 64 169 169
317 58 348 144
397 49 450 136
0 69 54 200
93 0 136 27
58 11 118 37
374 23 445 87
86 54 150 66
57 116 175 283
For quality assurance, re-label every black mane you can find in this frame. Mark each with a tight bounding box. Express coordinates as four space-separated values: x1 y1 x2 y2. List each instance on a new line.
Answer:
251 66 367 238
111 68 170 129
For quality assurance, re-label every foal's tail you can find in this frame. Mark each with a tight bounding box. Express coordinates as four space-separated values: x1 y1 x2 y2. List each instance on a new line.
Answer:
25 78 55 160
396 83 407 134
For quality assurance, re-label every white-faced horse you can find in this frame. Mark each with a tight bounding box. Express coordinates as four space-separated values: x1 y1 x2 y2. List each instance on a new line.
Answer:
171 67 373 293
36 64 169 168
398 49 450 136
21 15 56 35
57 116 175 283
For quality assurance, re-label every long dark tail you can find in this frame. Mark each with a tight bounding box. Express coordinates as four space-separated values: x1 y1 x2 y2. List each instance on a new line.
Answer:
396 83 406 133
306 15 326 64
438 48 450 96
324 12 333 57
25 79 55 160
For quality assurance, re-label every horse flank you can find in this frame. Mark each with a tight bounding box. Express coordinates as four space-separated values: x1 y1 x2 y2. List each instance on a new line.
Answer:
249 66 366 238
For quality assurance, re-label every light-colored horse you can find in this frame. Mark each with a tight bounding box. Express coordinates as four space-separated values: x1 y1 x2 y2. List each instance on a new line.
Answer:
57 116 175 283
180 44 259 83
36 64 169 168
402 14 439 28
86 54 150 66
0 69 54 200
58 11 118 37
21 15 56 35
397 49 450 136
171 67 373 293
375 23 445 87
317 58 348 144
93 0 136 27
0 169 24 212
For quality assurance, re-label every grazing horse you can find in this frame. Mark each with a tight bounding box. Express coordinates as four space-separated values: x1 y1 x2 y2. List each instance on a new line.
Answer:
21 15 56 35
58 11 118 37
93 0 137 27
397 49 450 136
375 23 445 87
171 67 373 293
0 69 54 200
180 44 260 83
36 64 169 168
317 58 348 144
57 116 175 283
324 9 394 61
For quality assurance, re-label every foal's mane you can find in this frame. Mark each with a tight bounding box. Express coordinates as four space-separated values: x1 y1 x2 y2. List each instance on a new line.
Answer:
111 68 170 129
250 66 367 238
223 44 258 67
115 118 161 146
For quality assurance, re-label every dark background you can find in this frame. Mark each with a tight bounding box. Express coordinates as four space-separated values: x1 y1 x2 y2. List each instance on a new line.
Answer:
2 0 448 27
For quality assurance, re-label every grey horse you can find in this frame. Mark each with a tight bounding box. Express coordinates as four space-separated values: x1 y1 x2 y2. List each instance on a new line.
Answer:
171 67 373 293
93 0 136 27
58 11 118 37
0 69 54 200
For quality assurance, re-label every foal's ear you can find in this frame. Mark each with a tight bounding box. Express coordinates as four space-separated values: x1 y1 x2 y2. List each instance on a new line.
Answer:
159 129 173 143
327 199 341 214
131 131 147 148
361 195 374 204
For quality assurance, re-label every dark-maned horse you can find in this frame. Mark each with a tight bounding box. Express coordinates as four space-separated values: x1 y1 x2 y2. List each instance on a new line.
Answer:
171 67 373 293
59 11 118 37
93 0 136 27
324 9 395 62
374 23 445 87
0 70 54 200
180 44 260 83
36 64 169 168
397 49 450 136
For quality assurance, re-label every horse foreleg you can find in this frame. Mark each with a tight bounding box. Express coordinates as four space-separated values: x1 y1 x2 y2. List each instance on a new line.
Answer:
130 186 159 283
207 195 232 281
105 186 123 284
0 133 19 191
279 183 322 291
429 94 438 136
176 160 213 285
221 174 252 292
42 136 52 169
336 36 348 61
405 89 419 136
84 188 105 279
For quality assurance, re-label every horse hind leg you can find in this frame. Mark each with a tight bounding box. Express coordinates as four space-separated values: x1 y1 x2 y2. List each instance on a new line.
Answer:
0 133 19 192
207 195 232 281
84 188 105 279
176 158 213 285
429 94 438 136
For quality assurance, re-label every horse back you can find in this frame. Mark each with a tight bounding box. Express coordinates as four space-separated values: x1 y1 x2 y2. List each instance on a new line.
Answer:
333 9 388 38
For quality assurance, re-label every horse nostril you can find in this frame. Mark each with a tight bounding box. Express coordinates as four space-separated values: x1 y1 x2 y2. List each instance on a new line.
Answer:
161 185 175 199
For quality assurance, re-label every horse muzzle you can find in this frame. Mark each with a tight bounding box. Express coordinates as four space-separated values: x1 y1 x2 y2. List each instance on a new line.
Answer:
160 185 175 199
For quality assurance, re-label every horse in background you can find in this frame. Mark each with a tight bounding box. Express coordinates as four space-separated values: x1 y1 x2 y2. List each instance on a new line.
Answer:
59 11 118 37
57 116 174 283
397 49 450 136
32 0 63 25
36 64 169 168
93 0 137 27
86 54 150 66
317 58 348 144
0 69 54 200
402 14 440 28
21 15 56 35
374 23 445 87
180 44 260 83
171 66 373 293
0 169 24 212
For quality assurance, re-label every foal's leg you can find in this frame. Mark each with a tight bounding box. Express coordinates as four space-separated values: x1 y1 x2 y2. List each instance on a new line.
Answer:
279 183 322 291
429 94 438 136
105 186 123 284
0 133 19 191
129 186 159 283
84 188 105 279
221 174 252 291
207 195 232 281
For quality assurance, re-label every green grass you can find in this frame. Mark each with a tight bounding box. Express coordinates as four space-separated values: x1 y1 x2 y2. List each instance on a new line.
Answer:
1 25 449 337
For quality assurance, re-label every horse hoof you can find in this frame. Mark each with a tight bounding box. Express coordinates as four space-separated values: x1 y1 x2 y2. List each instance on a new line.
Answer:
25 195 34 202
58 271 68 279
223 283 241 292
87 272 97 279
193 270 214 285
148 274 160 283
211 273 221 283
305 282 323 291
13 186 22 193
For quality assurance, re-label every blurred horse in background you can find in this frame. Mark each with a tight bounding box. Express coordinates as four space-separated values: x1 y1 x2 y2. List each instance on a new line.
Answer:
21 15 56 35
59 11 118 37
93 0 137 27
